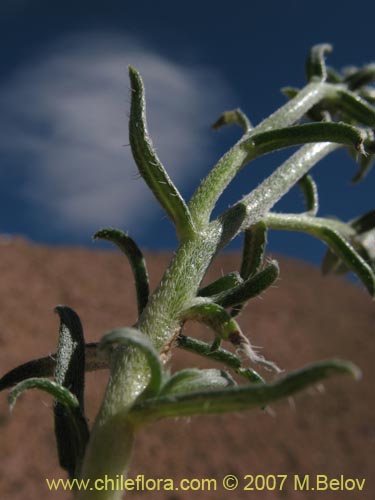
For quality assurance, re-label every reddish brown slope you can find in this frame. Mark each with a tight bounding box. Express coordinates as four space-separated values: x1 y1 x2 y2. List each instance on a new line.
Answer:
0 238 374 499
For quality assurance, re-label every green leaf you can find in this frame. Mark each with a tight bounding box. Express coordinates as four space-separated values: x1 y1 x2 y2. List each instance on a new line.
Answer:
179 301 279 371
100 327 162 398
333 88 375 126
8 377 79 412
231 222 268 317
94 228 150 315
318 226 375 296
160 368 236 396
326 66 343 84
350 209 375 234
344 63 375 90
212 108 252 133
322 211 375 277
216 260 280 309
128 66 196 241
240 222 268 279
130 359 360 422
198 272 242 298
179 300 242 348
351 154 375 184
264 212 375 297
305 43 332 82
1 357 56 392
54 306 89 479
298 174 319 215
176 334 265 383
250 122 366 156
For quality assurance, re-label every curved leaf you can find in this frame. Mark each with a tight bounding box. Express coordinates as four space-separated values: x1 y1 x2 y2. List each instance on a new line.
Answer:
198 272 242 298
8 377 79 412
128 66 196 240
130 359 360 422
216 260 280 309
176 334 264 383
305 43 332 82
344 63 375 90
298 174 319 215
100 328 162 398
94 228 150 315
212 108 252 133
160 368 236 396
250 122 366 156
179 301 279 371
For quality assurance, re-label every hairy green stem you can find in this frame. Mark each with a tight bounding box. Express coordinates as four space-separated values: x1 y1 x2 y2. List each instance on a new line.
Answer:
77 141 340 497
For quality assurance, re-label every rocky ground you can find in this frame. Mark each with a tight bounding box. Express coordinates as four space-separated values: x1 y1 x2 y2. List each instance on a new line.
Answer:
0 238 374 499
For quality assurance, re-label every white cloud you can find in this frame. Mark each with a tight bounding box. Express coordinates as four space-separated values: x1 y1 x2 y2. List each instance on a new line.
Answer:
0 33 234 239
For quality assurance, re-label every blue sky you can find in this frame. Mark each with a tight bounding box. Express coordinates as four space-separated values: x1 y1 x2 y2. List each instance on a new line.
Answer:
0 1 374 266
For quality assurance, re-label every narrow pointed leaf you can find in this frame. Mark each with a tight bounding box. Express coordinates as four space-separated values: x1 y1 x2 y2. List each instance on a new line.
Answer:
250 122 366 156
344 63 375 90
179 301 279 370
176 334 264 383
351 154 375 184
100 328 162 398
198 272 242 298
264 212 375 296
128 66 195 240
54 306 89 478
231 222 268 317
8 377 79 412
350 209 375 234
212 108 252 132
240 222 268 279
321 248 347 275
94 228 150 314
160 368 236 396
318 226 375 296
298 174 319 215
130 359 360 422
305 43 332 82
326 66 342 84
179 301 242 344
216 260 280 308
333 89 375 126
281 87 299 100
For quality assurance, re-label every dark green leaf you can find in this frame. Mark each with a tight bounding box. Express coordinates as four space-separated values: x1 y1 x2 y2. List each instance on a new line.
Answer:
344 63 375 90
0 342 109 392
305 43 332 82
198 272 242 298
94 228 150 315
54 306 89 479
212 108 252 133
176 334 264 383
216 260 280 309
250 122 366 156
240 222 268 279
351 154 375 184
130 359 360 422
